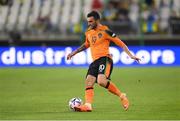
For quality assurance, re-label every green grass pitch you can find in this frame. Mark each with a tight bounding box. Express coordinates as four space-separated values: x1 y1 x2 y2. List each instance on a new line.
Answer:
0 67 180 120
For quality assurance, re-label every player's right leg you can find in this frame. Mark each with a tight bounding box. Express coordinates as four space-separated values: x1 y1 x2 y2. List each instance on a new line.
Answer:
74 75 96 112
75 61 98 112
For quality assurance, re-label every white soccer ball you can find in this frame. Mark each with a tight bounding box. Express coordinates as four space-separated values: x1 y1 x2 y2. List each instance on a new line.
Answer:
68 97 82 111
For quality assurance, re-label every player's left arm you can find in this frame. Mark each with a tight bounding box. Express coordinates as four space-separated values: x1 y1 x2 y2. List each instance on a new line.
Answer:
122 44 141 63
105 30 141 63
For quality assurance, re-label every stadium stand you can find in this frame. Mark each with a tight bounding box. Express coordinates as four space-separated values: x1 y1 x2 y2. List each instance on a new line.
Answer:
0 0 180 42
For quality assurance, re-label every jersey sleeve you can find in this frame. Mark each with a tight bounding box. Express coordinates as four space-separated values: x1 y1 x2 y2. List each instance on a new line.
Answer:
84 34 90 48
104 30 125 48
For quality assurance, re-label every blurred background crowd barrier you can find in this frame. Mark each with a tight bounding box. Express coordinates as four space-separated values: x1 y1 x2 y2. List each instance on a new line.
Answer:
0 0 180 45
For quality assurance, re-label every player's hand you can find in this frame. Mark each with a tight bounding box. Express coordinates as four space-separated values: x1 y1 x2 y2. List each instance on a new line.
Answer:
131 56 141 63
67 53 74 60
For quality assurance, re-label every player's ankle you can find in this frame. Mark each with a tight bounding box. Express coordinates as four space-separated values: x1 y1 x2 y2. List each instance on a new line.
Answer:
120 93 126 99
85 103 92 109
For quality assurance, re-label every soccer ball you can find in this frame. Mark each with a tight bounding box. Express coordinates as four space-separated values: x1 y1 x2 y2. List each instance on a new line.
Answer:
68 97 82 111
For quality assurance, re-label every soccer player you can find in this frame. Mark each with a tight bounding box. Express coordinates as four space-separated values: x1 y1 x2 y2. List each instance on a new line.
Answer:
67 11 140 112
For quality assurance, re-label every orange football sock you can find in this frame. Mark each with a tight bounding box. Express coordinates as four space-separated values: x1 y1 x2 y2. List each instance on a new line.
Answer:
106 82 121 97
85 87 94 104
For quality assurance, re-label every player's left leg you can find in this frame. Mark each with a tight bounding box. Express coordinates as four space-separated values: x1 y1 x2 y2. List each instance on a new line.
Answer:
97 74 129 110
97 57 123 97
98 74 121 96
97 56 129 110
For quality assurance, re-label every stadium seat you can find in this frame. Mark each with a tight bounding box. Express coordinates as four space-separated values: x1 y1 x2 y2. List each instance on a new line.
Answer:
50 0 62 27
60 0 72 32
17 0 31 31
6 0 20 31
28 0 41 28
159 0 171 32
40 0 52 17
71 0 81 25
0 6 9 31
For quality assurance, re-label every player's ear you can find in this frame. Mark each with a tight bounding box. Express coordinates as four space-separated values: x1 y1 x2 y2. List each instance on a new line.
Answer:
105 30 116 38
96 19 100 23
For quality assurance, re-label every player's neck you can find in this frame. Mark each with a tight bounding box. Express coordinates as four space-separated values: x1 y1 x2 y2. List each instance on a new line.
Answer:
94 23 102 30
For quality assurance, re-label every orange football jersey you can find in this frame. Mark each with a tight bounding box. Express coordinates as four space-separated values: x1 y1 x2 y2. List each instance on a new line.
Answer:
84 25 125 61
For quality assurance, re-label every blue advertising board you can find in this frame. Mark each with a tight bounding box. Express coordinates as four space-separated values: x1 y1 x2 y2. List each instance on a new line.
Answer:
0 46 179 67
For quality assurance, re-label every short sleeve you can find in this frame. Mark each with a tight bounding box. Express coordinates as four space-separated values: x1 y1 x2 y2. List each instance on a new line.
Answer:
84 34 90 48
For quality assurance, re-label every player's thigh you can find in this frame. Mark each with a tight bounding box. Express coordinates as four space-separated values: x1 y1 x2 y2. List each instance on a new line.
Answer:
97 74 108 87
85 60 98 87
98 57 113 80
85 75 96 88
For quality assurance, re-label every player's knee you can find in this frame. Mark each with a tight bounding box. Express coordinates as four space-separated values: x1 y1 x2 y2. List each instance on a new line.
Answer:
85 79 93 87
97 78 107 87
97 74 107 87
85 75 96 87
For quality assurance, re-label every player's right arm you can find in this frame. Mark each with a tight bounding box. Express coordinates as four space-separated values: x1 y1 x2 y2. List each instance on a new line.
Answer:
67 34 90 60
67 43 88 60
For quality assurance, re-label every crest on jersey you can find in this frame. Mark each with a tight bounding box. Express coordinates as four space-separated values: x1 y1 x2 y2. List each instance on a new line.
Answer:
98 33 102 39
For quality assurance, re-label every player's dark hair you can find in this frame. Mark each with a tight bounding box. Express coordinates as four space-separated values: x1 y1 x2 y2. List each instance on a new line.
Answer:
87 11 101 20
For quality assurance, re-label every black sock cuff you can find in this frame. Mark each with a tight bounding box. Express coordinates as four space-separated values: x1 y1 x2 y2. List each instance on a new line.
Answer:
105 81 110 89
86 87 94 90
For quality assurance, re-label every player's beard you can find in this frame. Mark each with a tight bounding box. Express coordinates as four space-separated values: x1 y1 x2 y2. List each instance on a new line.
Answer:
88 22 97 29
